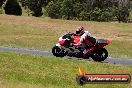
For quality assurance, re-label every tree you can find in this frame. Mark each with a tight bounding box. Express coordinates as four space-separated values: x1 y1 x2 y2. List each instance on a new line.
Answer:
72 2 87 20
91 7 102 21
79 11 89 21
128 0 132 11
60 0 74 20
0 0 6 7
0 0 6 14
4 0 22 15
19 0 43 17
19 0 27 7
28 0 43 17
46 1 61 18
41 0 51 7
114 5 130 23
16 0 131 22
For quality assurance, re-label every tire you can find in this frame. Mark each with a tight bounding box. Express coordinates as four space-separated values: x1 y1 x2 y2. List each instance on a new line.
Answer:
52 46 65 57
91 48 108 62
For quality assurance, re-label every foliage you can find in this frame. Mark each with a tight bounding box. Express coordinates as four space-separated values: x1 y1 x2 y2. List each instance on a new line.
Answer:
73 2 87 20
44 0 130 22
0 0 5 7
46 1 61 19
28 0 43 17
91 7 102 21
1 0 132 22
91 7 113 22
19 0 43 17
60 0 73 20
113 5 130 23
79 11 89 21
4 0 22 16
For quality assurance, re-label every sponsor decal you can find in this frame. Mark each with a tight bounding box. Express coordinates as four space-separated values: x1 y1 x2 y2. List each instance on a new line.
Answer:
76 66 131 85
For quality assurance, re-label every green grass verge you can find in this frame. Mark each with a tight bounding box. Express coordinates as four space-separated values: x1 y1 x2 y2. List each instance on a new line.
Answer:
0 23 57 50
0 52 132 88
0 14 132 59
106 40 132 59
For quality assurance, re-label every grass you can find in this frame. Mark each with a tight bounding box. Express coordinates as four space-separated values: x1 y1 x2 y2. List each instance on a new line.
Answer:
0 14 132 59
0 52 132 88
106 40 132 59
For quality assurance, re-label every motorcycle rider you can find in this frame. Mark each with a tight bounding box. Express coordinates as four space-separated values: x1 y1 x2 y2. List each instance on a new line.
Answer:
75 26 91 46
75 26 97 58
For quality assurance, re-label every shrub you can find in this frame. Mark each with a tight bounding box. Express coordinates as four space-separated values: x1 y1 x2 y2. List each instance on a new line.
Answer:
28 0 43 17
79 11 90 21
113 6 130 23
91 7 113 22
46 1 61 19
60 0 73 20
4 0 22 16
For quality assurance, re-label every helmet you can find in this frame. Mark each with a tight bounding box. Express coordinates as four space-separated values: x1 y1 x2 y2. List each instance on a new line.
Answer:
76 26 84 35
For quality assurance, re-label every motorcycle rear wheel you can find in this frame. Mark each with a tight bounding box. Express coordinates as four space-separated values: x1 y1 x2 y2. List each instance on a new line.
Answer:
91 48 108 62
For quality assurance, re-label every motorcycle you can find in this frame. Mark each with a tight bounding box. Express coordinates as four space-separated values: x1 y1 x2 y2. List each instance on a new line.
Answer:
52 35 110 62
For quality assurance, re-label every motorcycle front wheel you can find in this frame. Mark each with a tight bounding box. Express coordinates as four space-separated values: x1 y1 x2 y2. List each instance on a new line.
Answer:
52 46 65 57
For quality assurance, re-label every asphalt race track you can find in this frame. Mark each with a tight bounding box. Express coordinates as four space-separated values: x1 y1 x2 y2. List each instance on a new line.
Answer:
0 47 132 66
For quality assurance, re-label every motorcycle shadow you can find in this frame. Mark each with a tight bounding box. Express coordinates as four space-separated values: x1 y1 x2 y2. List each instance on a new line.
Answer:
65 56 116 65
66 56 92 61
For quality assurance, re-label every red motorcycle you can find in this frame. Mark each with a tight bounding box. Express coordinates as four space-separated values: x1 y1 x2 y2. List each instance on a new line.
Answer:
52 35 110 62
